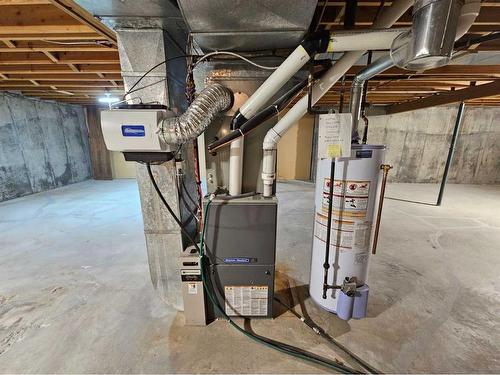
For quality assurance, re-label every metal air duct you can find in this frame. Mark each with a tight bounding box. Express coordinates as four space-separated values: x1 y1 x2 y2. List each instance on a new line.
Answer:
391 0 464 70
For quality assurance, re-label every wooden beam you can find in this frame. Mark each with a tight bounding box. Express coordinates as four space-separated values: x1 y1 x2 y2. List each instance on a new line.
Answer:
0 0 51 4
0 51 118 64
49 0 117 45
67 63 79 72
42 50 59 62
86 105 113 180
0 45 117 52
0 25 94 35
0 4 80 26
7 73 122 81
386 81 500 114
3 39 16 48
0 81 123 88
0 33 106 41
0 63 122 73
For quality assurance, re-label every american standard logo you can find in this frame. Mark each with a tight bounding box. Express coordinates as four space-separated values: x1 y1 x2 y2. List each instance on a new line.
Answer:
121 125 146 137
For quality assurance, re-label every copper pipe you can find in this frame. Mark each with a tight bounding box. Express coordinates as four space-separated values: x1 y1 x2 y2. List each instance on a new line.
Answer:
372 164 392 255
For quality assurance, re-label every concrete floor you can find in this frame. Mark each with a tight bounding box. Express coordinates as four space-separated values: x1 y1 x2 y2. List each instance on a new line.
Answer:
0 179 499 373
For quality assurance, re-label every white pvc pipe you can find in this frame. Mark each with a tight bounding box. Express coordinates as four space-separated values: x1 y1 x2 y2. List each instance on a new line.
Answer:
230 44 310 196
261 0 415 197
229 138 244 195
329 29 407 52
239 45 310 119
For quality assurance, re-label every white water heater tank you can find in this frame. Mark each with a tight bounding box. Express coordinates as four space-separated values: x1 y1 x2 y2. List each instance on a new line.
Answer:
309 144 385 314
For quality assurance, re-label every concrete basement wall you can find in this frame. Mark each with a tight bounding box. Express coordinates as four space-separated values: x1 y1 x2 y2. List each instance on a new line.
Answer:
367 105 500 184
0 93 92 202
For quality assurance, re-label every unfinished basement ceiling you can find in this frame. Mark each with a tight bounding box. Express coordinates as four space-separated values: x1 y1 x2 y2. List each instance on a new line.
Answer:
306 0 500 108
0 0 123 105
0 0 499 107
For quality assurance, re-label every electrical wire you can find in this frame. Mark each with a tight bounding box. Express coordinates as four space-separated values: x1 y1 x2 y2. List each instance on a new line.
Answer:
194 51 279 70
181 178 201 210
40 39 110 46
124 51 280 100
123 55 190 99
146 162 201 252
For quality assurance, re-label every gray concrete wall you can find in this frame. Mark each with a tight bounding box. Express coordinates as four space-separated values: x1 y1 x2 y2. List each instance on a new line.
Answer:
0 93 91 202
367 105 500 184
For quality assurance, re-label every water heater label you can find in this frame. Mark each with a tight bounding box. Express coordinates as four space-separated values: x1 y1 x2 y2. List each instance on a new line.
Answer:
224 286 268 316
121 125 145 137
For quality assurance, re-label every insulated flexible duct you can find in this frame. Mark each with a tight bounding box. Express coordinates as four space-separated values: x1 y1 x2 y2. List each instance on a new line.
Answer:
159 83 233 145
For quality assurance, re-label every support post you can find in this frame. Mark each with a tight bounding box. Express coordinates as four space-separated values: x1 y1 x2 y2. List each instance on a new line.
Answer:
436 102 465 206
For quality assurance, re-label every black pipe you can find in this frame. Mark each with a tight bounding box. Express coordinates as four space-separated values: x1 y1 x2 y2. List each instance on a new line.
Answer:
436 102 465 206
338 75 346 113
229 31 330 129
322 159 335 299
208 79 308 151
454 32 500 51
361 114 369 144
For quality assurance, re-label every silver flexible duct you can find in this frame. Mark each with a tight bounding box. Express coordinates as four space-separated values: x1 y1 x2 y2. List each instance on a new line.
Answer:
160 83 233 145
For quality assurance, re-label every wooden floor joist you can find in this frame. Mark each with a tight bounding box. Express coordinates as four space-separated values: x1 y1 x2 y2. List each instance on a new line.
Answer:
0 0 499 106
385 81 500 114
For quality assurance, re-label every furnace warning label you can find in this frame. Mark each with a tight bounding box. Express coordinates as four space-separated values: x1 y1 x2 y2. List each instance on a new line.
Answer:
224 286 268 316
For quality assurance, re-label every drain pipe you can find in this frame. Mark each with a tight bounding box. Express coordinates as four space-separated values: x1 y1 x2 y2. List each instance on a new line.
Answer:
261 0 415 197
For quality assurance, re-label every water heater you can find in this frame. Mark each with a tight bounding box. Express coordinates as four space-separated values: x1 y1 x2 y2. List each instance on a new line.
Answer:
309 144 385 319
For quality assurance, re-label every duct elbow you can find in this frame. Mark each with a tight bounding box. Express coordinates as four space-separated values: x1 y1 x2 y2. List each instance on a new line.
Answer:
160 83 233 145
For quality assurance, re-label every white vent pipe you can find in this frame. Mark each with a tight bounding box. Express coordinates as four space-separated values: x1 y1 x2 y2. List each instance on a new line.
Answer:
261 0 415 197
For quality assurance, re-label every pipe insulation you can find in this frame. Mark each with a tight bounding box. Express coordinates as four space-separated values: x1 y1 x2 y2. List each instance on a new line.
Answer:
159 83 233 145
261 0 415 197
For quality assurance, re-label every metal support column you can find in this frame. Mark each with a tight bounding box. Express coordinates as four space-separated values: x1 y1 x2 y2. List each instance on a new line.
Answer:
436 102 465 206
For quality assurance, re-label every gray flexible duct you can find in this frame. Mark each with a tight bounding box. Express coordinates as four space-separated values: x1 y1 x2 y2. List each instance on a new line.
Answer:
159 83 233 145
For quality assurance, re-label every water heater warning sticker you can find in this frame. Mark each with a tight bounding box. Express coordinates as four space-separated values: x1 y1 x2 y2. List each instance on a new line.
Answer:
321 179 370 218
316 178 372 252
224 286 268 316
